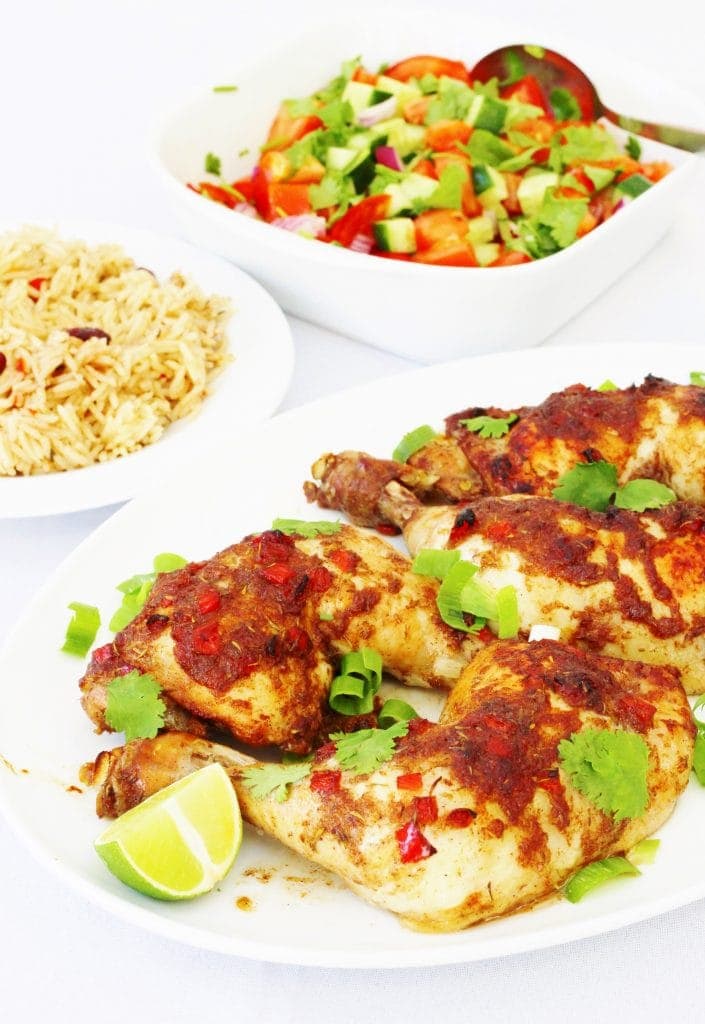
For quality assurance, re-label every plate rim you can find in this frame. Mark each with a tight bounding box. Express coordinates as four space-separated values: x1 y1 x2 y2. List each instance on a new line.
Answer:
1 341 704 968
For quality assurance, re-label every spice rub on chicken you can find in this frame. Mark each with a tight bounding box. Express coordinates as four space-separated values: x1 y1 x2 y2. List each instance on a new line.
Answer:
85 639 695 933
79 525 484 754
306 376 705 526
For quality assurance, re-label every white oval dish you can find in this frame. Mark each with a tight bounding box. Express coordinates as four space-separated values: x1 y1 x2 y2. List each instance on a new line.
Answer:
153 13 705 362
0 220 294 517
1 343 704 968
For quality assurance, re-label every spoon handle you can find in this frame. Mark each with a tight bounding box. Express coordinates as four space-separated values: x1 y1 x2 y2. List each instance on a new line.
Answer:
602 106 705 153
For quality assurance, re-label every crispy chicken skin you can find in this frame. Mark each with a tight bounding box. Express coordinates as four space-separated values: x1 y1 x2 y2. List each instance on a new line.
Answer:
306 377 705 526
85 640 694 933
379 483 705 693
80 525 482 753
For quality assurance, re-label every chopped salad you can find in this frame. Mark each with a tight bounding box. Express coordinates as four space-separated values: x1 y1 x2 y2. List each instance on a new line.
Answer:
191 54 671 267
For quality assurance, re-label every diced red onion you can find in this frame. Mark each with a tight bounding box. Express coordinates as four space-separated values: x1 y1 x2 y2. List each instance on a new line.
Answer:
271 214 327 238
234 202 259 219
612 198 628 213
349 233 374 254
375 145 403 172
357 96 397 127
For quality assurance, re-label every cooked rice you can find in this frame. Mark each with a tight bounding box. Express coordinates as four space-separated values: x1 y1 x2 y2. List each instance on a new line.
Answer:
0 226 231 476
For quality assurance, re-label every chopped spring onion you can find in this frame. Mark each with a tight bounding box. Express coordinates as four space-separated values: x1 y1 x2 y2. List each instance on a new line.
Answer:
110 552 187 633
459 576 498 620
329 647 383 715
628 838 660 866
496 585 519 639
529 623 561 642
392 425 437 463
213 84 238 93
62 602 101 658
596 379 618 392
563 856 640 903
378 698 419 729
271 518 343 537
411 548 461 580
691 695 705 785
437 561 479 632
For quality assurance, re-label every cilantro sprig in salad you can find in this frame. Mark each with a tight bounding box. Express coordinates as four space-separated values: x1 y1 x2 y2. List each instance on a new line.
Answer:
191 53 670 267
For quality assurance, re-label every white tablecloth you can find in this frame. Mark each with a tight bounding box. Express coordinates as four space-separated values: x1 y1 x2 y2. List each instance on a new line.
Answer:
2 1 705 1019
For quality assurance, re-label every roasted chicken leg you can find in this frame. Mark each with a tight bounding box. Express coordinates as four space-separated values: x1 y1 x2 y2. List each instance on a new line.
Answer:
86 639 695 932
375 483 705 693
306 376 705 525
80 525 483 753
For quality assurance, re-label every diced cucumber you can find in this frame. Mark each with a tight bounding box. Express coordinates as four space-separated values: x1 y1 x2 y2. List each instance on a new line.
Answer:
373 217 417 253
584 165 616 190
616 173 652 198
517 170 559 216
466 94 507 134
341 80 376 114
371 89 394 105
372 118 426 157
376 74 422 109
385 172 438 215
466 213 496 246
472 166 493 195
326 147 360 173
350 154 376 193
476 166 509 210
474 242 501 266
348 132 376 152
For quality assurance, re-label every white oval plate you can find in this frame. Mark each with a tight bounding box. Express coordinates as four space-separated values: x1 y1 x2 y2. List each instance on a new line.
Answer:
1 343 704 968
0 220 294 517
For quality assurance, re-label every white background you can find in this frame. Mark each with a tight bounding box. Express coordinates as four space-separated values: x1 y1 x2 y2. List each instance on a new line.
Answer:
2 0 705 1019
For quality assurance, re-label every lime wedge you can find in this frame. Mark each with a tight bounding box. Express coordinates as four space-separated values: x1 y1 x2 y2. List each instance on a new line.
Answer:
95 763 242 900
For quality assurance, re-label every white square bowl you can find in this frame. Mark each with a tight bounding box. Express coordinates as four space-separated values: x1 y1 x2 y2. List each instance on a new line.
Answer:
153 11 704 363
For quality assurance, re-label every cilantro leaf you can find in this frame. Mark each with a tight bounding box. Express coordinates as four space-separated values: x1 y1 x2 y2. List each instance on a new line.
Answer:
552 461 618 512
105 671 166 742
613 479 676 512
558 728 649 821
241 761 312 802
309 173 353 211
414 72 440 95
550 87 581 121
534 189 589 249
318 99 354 130
284 96 319 117
314 57 359 104
558 124 620 164
466 129 515 167
413 164 465 213
426 77 474 124
461 413 518 439
271 518 342 537
204 152 222 175
331 720 409 775
690 371 705 386
502 50 526 86
625 135 642 160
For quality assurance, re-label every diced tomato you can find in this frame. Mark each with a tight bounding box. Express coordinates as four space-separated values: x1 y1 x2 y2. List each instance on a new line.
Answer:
265 104 322 150
414 209 468 250
328 548 359 573
261 563 297 586
193 620 221 656
253 175 314 220
314 741 336 764
259 150 292 182
352 66 377 85
576 210 598 238
425 120 472 150
197 588 221 615
511 117 556 143
395 819 437 863
500 75 552 118
231 177 256 202
386 55 470 84
489 248 532 267
327 194 391 249
502 171 522 216
289 155 326 184
198 181 239 209
414 240 477 267
554 185 587 201
568 167 596 194
396 772 423 792
411 158 437 179
432 151 481 217
310 770 341 794
486 521 513 541
641 161 671 183
486 734 513 758
413 795 438 825
284 625 312 655
309 565 333 593
407 717 433 737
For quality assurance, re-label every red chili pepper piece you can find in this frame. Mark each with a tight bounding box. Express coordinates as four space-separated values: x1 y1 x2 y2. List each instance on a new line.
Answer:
309 565 333 594
197 588 221 615
314 741 336 764
537 775 563 796
486 734 513 758
261 563 296 586
395 819 437 863
92 643 114 665
310 770 342 795
486 520 513 542
616 694 656 732
483 714 514 735
475 626 494 644
193 620 221 655
413 795 438 825
28 276 48 295
376 523 401 537
396 772 423 792
329 548 359 573
446 808 477 828
257 530 295 563
407 717 433 737
284 625 311 655
448 507 476 547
